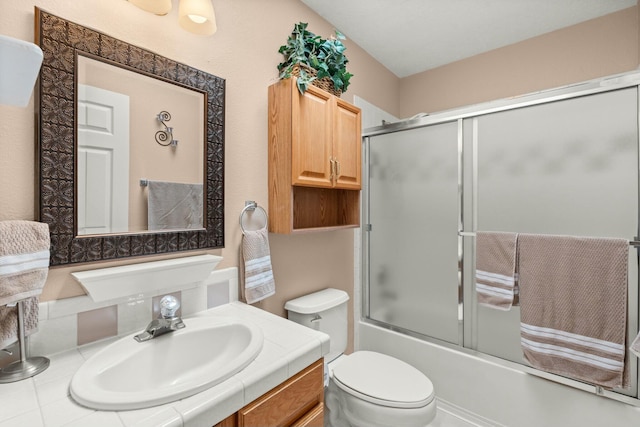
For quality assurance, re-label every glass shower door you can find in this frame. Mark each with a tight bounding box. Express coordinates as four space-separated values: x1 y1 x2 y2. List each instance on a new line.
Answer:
470 87 639 395
366 122 460 344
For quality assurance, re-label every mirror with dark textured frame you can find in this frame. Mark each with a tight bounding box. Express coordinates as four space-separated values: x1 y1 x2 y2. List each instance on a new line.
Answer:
35 8 225 266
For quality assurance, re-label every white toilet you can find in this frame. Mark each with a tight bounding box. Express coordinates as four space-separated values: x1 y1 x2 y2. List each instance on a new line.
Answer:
285 288 436 427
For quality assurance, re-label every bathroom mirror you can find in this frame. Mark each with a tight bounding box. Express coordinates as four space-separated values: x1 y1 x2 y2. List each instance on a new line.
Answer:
76 55 205 235
35 8 225 265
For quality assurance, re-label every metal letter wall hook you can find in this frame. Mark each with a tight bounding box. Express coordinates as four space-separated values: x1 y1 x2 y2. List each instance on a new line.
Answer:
155 111 178 147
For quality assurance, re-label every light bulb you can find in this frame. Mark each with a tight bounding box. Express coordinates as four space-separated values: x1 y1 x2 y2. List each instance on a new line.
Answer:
178 0 217 35
188 14 207 24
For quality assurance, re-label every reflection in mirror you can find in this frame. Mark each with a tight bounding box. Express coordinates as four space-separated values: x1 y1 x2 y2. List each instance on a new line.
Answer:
76 56 205 235
35 8 225 266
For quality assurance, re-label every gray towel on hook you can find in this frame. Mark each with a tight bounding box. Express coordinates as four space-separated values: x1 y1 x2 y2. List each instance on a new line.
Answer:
475 231 519 310
241 228 276 304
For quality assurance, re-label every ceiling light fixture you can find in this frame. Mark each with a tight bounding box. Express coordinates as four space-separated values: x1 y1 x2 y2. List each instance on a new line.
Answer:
127 0 217 36
128 0 172 15
179 0 217 36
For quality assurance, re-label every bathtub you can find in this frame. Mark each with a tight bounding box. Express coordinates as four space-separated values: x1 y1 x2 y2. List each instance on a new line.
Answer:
358 320 640 427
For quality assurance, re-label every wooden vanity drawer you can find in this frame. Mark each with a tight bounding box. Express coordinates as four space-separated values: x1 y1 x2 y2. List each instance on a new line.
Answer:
238 358 324 427
291 402 324 427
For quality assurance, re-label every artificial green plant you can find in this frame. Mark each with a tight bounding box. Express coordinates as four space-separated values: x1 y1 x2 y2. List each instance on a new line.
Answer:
277 22 353 95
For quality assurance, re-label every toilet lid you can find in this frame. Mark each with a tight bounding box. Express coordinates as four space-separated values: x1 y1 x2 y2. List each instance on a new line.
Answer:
331 351 435 409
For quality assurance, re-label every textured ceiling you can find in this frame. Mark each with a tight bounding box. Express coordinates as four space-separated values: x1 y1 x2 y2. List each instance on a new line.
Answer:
301 0 637 77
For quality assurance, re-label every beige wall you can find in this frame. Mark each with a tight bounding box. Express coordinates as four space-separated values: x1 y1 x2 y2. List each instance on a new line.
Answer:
0 0 400 354
399 6 639 117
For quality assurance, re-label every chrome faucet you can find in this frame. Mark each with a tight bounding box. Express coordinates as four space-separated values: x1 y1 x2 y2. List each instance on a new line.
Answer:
134 295 185 342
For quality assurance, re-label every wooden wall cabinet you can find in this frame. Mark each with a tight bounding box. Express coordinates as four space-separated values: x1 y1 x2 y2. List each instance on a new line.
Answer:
213 358 324 427
268 78 362 233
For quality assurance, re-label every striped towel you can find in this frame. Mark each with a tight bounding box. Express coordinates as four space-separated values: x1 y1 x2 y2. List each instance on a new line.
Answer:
241 228 275 304
475 231 518 310
518 234 629 389
0 220 50 349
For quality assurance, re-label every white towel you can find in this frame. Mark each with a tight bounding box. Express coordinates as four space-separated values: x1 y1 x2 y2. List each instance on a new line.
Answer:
475 231 518 310
518 234 629 389
241 228 276 304
0 220 50 349
147 180 203 230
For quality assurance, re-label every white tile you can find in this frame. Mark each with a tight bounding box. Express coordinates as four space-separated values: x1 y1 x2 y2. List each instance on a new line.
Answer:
29 314 78 357
35 373 71 406
32 349 84 386
0 378 39 423
173 378 244 427
234 340 289 403
77 336 119 360
0 409 43 427
201 268 237 303
117 297 152 336
38 301 49 321
284 339 324 378
206 281 229 309
118 405 183 427
181 286 207 316
39 394 94 427
65 410 124 427
46 295 98 319
228 276 239 302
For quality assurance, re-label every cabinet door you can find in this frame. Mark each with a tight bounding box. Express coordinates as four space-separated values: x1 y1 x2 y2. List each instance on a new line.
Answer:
292 85 333 188
238 359 324 427
333 98 361 189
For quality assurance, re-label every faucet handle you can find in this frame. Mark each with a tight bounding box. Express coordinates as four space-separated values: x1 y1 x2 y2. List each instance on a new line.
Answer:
160 295 180 319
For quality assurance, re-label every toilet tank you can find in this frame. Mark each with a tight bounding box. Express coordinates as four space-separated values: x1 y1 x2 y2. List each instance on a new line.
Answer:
285 288 349 363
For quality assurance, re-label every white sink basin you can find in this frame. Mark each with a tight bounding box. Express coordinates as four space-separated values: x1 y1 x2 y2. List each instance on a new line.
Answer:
70 316 264 410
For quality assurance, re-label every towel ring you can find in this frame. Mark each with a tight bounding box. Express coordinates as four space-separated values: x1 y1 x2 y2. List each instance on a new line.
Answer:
239 201 268 235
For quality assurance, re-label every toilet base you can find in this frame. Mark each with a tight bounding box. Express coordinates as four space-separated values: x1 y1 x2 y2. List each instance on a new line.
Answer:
325 378 437 427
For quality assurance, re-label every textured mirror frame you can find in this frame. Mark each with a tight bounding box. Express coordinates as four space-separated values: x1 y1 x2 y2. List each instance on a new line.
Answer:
34 8 225 266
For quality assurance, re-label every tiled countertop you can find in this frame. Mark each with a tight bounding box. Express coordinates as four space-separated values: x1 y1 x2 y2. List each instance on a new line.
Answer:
0 302 330 427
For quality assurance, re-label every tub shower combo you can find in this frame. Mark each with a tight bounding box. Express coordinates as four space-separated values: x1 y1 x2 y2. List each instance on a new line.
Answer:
361 73 640 406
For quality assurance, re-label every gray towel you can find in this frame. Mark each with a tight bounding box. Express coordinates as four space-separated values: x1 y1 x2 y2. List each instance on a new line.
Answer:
241 229 276 304
475 231 518 310
518 234 629 389
0 220 50 349
147 180 203 230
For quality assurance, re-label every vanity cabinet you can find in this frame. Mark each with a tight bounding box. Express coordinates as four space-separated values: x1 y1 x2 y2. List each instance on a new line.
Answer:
268 78 361 233
213 358 324 427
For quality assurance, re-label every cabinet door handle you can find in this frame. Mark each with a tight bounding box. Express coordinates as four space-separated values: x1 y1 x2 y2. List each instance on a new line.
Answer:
335 160 340 179
329 158 336 182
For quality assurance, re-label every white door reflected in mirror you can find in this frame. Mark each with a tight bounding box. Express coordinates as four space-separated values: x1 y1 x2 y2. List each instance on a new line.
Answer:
77 84 130 236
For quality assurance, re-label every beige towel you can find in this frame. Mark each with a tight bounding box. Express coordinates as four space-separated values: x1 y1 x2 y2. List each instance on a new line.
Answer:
0 220 50 349
241 229 275 304
475 231 518 310
147 180 203 230
0 299 39 350
518 234 628 389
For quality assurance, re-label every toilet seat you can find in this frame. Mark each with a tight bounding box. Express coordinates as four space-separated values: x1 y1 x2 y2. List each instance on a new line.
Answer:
331 351 435 409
